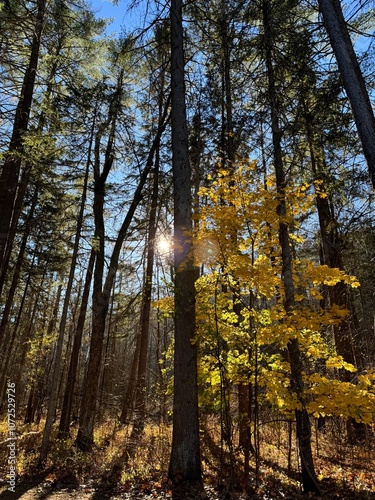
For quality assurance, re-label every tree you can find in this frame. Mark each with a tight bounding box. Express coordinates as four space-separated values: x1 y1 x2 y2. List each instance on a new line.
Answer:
168 0 202 486
75 55 171 448
195 161 375 492
131 26 170 434
318 0 375 189
0 0 46 292
261 0 320 491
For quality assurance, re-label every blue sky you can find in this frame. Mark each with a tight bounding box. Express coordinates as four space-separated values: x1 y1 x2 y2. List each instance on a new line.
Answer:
90 0 139 35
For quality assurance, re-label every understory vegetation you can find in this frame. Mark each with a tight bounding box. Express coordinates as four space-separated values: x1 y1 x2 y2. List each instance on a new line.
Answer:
1 417 375 498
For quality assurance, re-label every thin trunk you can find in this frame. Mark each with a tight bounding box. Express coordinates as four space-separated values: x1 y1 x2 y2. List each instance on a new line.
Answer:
57 104 98 440
38 130 92 463
120 330 141 424
168 0 202 485
132 149 160 436
306 126 358 368
262 0 319 493
306 129 365 441
98 282 116 421
0 39 62 297
0 241 39 409
318 0 375 189
58 248 95 438
75 91 170 450
0 188 38 354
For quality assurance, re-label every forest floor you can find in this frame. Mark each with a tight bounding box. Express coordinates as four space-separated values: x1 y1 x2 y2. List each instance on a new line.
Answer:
1 418 375 499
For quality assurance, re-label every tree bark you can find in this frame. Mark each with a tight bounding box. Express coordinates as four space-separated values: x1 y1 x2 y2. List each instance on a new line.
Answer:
0 0 46 278
131 150 160 436
318 0 375 189
168 0 202 486
75 89 170 450
262 0 320 493
58 248 95 438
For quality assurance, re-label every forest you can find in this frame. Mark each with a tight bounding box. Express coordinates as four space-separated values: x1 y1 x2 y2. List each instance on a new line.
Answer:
0 0 375 498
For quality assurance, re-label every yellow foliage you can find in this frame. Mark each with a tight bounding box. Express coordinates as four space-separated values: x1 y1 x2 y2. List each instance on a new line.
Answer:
191 161 373 423
326 355 357 372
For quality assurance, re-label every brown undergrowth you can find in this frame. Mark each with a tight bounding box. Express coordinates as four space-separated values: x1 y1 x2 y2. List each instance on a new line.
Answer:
0 417 374 498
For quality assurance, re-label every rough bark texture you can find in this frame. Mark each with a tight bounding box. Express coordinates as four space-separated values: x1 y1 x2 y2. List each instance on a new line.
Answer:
168 0 202 486
318 0 375 189
0 0 46 278
262 0 320 493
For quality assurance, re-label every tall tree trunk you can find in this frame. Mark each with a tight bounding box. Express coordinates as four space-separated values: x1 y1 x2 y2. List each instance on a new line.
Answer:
120 329 141 424
0 188 37 355
0 39 62 297
0 246 39 410
38 146 92 463
57 106 98 440
0 0 46 279
305 123 358 368
98 280 116 421
75 91 170 450
131 149 160 436
58 248 95 438
318 0 375 189
75 73 123 450
306 126 365 441
168 0 202 486
262 0 320 493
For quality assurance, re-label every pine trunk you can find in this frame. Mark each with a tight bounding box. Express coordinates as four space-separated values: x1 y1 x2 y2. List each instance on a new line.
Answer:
262 0 320 492
132 152 159 436
0 0 46 277
76 87 170 450
318 0 375 189
58 248 95 438
168 0 202 486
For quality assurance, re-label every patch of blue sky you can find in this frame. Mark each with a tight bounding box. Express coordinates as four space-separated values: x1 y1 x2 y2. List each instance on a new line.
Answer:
89 0 136 35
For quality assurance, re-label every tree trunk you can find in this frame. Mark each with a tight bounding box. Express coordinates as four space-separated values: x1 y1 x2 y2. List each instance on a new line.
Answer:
59 248 95 438
75 88 170 450
57 106 98 440
0 39 62 297
318 0 375 189
38 122 93 462
0 0 46 278
262 0 320 493
120 325 141 424
306 128 365 442
0 249 38 411
306 126 358 368
131 150 160 436
0 188 37 356
75 74 123 450
168 0 202 486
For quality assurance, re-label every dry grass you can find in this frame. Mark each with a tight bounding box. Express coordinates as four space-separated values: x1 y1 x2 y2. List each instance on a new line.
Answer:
1 416 374 498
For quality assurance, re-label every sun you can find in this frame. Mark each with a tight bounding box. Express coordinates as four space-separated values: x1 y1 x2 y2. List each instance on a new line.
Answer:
157 236 172 253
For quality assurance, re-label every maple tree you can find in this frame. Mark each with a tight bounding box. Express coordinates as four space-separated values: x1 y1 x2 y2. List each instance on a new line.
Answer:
194 163 375 438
